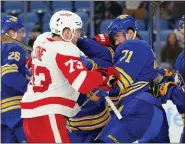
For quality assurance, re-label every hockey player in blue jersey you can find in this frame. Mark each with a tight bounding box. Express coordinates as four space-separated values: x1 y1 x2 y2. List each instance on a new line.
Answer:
1 15 29 143
158 15 185 143
94 15 170 143
66 35 114 143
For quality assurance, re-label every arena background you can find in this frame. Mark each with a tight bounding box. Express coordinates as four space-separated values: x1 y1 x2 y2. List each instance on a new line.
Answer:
1 1 185 142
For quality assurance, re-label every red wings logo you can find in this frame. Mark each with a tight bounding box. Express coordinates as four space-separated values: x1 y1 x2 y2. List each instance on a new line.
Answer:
60 13 72 17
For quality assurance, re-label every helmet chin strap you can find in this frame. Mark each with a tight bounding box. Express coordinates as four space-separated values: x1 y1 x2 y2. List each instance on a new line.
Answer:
126 31 137 40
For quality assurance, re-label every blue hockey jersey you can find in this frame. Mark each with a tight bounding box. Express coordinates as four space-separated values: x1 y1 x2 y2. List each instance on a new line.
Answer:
112 40 158 104
67 37 113 131
174 50 185 127
1 42 29 128
174 50 185 85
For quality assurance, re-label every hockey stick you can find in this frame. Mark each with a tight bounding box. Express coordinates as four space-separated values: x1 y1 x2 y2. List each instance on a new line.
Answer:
1 33 33 51
41 1 53 16
81 88 122 120
148 1 163 50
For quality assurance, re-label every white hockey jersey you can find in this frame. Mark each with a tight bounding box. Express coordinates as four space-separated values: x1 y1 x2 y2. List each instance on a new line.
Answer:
21 32 104 118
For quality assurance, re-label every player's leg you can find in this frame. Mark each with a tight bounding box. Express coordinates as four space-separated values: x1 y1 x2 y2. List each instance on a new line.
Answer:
23 114 70 143
96 99 166 143
148 107 170 143
13 119 27 143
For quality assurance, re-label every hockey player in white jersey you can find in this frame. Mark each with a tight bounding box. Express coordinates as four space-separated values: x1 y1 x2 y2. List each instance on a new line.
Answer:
20 10 120 143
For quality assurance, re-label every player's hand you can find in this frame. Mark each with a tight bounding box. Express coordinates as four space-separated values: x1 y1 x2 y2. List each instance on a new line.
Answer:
93 34 111 47
97 67 120 91
80 56 97 70
159 82 178 96
25 57 32 69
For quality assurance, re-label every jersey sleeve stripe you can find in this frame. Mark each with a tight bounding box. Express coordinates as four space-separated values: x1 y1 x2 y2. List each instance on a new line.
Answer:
71 71 87 91
1 69 18 77
1 105 21 113
115 66 134 85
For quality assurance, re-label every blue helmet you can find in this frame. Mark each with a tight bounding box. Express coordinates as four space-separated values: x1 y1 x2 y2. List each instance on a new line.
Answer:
107 15 138 38
179 15 185 30
1 15 24 34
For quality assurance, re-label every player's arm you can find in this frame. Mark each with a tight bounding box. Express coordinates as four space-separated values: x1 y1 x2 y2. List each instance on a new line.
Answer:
77 37 112 63
55 53 119 94
1 46 29 93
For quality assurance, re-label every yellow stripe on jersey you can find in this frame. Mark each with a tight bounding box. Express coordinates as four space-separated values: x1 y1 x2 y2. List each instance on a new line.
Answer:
120 83 142 94
181 117 185 126
68 110 110 127
1 64 18 77
115 67 134 88
1 105 20 113
1 96 22 113
117 80 124 92
2 100 20 109
119 82 149 100
1 64 18 69
107 47 115 62
180 113 185 118
1 69 18 77
109 95 119 101
1 96 23 103
68 116 111 131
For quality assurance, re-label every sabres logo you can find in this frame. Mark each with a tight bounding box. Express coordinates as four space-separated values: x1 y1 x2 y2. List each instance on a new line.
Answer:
119 15 128 19
174 72 184 86
9 16 17 22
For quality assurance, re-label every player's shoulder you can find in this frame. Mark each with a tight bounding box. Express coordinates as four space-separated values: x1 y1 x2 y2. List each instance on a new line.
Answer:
123 40 150 49
116 40 151 53
34 32 52 45
2 42 25 54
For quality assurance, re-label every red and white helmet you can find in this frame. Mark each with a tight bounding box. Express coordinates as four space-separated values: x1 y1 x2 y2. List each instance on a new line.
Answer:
49 10 83 41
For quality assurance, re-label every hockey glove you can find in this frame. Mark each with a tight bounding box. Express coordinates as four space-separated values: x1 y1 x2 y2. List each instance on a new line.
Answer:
80 56 97 71
97 67 120 91
159 82 178 96
25 57 32 69
93 34 111 47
